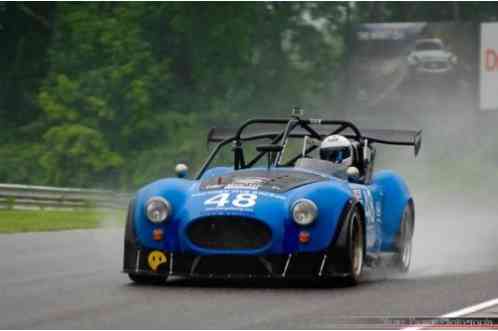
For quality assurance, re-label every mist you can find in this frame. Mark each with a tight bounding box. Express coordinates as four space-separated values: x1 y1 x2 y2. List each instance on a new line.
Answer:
336 78 498 278
403 96 498 278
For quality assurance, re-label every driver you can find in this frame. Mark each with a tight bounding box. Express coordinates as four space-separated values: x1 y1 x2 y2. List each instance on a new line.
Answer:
319 135 354 167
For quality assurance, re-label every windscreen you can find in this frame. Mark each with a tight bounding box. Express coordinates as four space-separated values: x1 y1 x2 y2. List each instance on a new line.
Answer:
415 40 443 50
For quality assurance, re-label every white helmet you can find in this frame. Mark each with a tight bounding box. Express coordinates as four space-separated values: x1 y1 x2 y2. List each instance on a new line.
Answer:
319 135 353 167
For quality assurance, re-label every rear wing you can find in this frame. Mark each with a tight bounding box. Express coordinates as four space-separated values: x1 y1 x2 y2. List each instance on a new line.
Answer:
360 129 422 156
207 127 422 156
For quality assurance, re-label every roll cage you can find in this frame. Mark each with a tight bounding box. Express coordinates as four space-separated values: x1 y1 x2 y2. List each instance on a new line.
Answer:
196 117 422 181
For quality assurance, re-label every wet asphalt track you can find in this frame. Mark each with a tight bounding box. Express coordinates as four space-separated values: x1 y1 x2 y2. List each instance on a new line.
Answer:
2 194 498 329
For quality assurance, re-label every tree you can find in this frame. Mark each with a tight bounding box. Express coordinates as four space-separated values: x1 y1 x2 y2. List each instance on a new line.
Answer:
6 2 494 189
40 124 123 187
35 3 343 188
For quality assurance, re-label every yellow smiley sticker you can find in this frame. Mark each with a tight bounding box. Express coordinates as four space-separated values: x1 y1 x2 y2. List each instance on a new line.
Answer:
147 251 168 271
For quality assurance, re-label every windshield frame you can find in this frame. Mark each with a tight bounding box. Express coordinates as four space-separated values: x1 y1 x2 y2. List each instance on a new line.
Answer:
415 40 444 51
195 117 362 179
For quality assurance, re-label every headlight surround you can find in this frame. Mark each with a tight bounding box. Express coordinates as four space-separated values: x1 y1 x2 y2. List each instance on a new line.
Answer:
407 54 419 66
145 197 171 224
292 199 318 226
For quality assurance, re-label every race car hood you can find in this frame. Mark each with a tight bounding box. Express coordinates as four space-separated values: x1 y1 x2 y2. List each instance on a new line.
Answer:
198 169 328 193
132 171 353 255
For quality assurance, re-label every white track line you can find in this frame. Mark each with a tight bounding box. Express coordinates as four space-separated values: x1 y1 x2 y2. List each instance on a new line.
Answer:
401 297 498 330
441 298 498 318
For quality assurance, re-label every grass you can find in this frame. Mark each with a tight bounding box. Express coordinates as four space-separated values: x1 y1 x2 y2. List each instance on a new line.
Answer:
0 209 126 234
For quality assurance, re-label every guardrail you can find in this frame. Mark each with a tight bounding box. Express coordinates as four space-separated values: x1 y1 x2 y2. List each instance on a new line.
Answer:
0 183 132 210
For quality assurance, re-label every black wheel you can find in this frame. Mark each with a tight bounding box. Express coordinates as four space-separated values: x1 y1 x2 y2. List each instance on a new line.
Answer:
393 203 414 273
342 208 365 286
128 273 167 285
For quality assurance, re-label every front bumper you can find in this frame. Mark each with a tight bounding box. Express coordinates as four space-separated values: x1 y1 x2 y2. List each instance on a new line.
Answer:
123 198 356 279
410 65 455 78
123 248 349 279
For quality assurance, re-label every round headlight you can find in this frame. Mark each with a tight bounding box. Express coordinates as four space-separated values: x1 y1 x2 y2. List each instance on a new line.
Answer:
292 199 318 226
146 197 171 223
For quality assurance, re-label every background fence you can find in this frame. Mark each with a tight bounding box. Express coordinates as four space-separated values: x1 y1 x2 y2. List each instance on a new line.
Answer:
0 183 131 210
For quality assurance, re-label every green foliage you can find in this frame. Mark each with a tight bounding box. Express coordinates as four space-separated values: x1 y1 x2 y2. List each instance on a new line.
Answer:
31 3 345 189
40 124 123 187
0 143 45 184
3 3 495 190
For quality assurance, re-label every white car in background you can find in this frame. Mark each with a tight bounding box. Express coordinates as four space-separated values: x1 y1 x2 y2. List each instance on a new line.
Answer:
407 38 458 79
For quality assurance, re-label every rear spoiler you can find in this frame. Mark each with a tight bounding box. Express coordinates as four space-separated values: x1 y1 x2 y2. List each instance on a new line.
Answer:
207 127 422 156
360 129 422 156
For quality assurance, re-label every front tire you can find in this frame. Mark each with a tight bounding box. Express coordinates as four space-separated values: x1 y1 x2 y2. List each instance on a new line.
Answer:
342 208 365 285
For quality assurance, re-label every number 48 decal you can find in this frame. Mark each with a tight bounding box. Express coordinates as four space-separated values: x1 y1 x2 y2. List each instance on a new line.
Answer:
204 193 258 208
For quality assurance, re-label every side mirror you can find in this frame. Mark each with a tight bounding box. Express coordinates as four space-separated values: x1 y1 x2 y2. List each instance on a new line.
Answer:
175 163 188 178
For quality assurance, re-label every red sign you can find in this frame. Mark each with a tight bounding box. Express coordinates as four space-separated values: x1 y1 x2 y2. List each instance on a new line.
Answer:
485 48 498 71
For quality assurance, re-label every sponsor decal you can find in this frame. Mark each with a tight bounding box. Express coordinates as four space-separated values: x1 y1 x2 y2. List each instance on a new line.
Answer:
225 177 269 190
193 190 285 200
195 190 287 214
351 186 377 248
147 250 167 271
204 184 224 190
363 190 375 225
257 191 286 200
206 177 274 190
375 201 382 221
204 193 258 209
352 189 362 201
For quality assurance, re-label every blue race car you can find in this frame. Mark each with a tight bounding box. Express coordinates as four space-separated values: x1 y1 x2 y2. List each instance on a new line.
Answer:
123 116 421 285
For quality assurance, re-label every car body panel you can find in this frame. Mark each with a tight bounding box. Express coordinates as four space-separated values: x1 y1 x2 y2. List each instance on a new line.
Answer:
131 167 412 257
133 168 355 255
373 170 412 251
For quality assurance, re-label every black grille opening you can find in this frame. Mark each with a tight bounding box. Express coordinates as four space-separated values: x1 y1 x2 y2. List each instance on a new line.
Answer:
187 216 272 250
195 255 269 275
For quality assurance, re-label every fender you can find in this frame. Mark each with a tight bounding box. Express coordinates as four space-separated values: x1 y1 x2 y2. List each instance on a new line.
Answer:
123 199 138 271
123 198 171 275
133 178 194 251
325 199 366 276
284 179 354 253
373 170 412 251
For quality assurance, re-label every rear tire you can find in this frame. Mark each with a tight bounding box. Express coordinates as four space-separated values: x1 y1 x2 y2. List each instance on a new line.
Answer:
128 273 167 285
393 203 414 273
341 208 365 286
